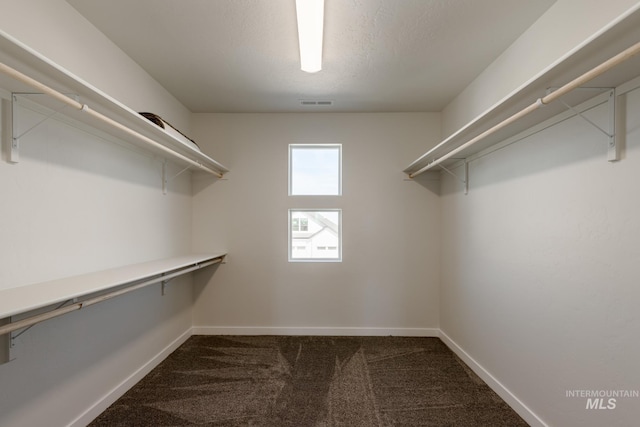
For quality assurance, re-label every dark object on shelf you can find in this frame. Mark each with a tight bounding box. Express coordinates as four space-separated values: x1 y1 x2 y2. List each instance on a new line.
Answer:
139 112 200 151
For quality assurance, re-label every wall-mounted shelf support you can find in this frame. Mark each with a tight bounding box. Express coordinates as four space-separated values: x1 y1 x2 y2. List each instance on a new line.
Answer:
5 96 17 163
10 92 76 163
608 88 618 162
549 87 619 161
160 272 176 295
0 318 11 364
10 299 74 341
2 298 76 363
438 159 468 195
162 162 192 195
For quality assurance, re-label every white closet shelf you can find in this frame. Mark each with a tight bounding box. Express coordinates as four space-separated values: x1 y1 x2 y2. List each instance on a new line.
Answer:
0 253 226 323
0 30 228 177
404 5 640 177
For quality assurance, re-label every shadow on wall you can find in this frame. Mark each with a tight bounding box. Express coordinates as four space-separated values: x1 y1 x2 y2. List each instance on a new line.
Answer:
191 172 224 196
409 170 441 195
192 262 223 301
437 97 634 197
1 100 194 195
0 279 193 426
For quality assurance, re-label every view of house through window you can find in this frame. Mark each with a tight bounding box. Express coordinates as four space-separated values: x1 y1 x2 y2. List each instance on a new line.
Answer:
289 210 341 261
288 144 342 262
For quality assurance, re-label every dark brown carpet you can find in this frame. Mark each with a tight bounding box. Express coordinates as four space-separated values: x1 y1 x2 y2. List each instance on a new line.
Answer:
90 336 528 426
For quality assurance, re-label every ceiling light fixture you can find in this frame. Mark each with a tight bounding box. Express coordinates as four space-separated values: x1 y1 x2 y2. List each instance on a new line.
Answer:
295 0 324 73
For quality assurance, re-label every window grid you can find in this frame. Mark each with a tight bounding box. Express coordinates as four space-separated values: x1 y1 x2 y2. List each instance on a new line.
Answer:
288 144 342 262
288 209 342 262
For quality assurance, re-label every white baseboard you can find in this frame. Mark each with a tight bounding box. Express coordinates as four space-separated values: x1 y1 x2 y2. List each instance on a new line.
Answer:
192 326 439 337
438 330 548 427
69 328 192 427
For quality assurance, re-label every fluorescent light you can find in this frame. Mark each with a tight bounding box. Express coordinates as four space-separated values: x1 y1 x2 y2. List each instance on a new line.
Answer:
295 0 324 73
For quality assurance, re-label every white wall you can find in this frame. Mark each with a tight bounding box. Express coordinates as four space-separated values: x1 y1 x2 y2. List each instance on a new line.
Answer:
438 2 640 425
0 1 198 425
3 1 638 426
191 113 441 335
440 78 640 426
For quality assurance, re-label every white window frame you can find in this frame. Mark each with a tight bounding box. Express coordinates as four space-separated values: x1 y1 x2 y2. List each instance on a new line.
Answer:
288 209 342 262
288 144 342 196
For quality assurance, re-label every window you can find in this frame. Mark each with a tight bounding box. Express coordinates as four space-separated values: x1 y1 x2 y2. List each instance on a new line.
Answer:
292 218 308 232
288 144 342 262
289 144 341 195
289 209 341 262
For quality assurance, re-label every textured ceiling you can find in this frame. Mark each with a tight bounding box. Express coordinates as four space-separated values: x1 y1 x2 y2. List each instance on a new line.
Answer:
67 0 556 113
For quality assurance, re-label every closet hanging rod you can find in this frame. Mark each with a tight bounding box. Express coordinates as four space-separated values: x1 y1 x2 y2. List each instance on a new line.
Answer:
409 40 640 179
0 61 223 178
0 257 223 337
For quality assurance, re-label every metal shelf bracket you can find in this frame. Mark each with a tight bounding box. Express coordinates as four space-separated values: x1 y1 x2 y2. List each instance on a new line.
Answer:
607 88 619 162
439 159 469 195
161 272 173 295
9 93 75 164
1 297 80 364
162 161 192 195
0 318 13 364
548 87 618 161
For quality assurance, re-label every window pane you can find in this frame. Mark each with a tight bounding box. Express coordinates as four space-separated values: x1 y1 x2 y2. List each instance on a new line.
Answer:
289 209 341 262
290 145 341 195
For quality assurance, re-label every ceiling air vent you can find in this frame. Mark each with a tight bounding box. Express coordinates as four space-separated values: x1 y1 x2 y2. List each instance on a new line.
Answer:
300 100 334 106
